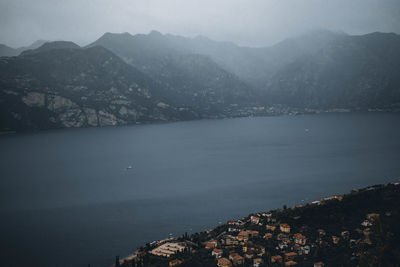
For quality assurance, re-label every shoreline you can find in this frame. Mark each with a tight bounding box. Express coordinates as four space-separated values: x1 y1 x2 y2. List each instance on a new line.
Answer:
2 109 400 136
114 181 400 267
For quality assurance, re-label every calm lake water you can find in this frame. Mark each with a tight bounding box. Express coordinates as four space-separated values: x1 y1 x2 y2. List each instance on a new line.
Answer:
1 113 400 267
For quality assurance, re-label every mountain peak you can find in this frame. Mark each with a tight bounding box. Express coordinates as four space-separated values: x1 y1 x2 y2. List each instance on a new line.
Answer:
95 32 135 43
26 40 48 49
361 31 400 40
20 41 81 56
149 30 163 36
100 32 118 39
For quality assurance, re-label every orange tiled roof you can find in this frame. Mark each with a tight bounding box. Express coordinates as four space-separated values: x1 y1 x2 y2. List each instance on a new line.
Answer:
294 233 306 239
285 252 298 257
169 259 183 266
218 257 232 267
233 254 243 260
205 243 215 249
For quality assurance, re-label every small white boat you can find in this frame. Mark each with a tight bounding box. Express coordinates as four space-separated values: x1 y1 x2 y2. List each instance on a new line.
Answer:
126 165 133 170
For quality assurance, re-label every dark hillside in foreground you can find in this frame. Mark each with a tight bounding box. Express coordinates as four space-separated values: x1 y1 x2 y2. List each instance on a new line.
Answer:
118 182 400 267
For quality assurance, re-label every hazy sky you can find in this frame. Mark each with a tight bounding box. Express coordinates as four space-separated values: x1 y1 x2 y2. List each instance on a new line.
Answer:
1 0 400 48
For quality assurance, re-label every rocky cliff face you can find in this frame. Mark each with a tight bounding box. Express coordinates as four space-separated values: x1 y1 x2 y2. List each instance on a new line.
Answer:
0 44 198 131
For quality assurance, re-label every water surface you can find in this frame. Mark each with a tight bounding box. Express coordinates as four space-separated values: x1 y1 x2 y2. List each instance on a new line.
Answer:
1 113 400 267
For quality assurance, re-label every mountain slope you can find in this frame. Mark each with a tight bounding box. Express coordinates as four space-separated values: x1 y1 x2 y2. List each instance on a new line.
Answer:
88 31 259 114
20 41 81 56
89 30 400 110
0 43 197 131
163 30 400 109
0 44 18 57
0 40 48 57
94 30 345 90
1 31 400 131
266 32 400 109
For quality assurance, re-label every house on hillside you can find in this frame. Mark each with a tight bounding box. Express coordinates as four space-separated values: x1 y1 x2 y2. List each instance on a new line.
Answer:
150 242 186 258
285 252 298 261
212 248 223 258
332 236 340 244
238 231 249 242
294 233 307 245
251 216 260 224
232 254 244 265
169 259 183 267
280 223 291 233
218 258 232 267
264 233 273 240
271 255 283 263
253 258 263 267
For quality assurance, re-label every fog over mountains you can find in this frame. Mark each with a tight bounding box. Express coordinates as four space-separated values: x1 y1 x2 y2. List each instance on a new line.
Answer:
0 40 47 57
1 30 400 131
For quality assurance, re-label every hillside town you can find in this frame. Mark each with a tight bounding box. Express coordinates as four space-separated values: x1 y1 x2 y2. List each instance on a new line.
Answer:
114 182 400 267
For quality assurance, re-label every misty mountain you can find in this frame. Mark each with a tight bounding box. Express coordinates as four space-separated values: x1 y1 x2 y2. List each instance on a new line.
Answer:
1 30 400 131
180 30 400 109
88 31 259 112
0 43 197 131
89 30 400 110
0 44 17 57
88 30 344 89
0 40 47 57
20 41 81 56
266 32 400 109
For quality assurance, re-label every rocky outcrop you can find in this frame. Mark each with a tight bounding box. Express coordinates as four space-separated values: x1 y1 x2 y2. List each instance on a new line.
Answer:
58 108 86 128
0 43 198 132
98 110 117 126
22 92 45 107
83 108 98 127
47 95 78 111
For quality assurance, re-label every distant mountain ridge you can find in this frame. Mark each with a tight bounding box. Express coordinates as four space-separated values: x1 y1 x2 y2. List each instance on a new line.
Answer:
89 31 259 114
265 31 400 108
0 40 48 57
20 41 81 56
1 30 400 131
89 30 400 109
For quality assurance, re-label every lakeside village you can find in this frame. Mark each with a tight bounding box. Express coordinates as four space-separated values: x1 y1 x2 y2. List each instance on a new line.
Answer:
113 182 400 267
